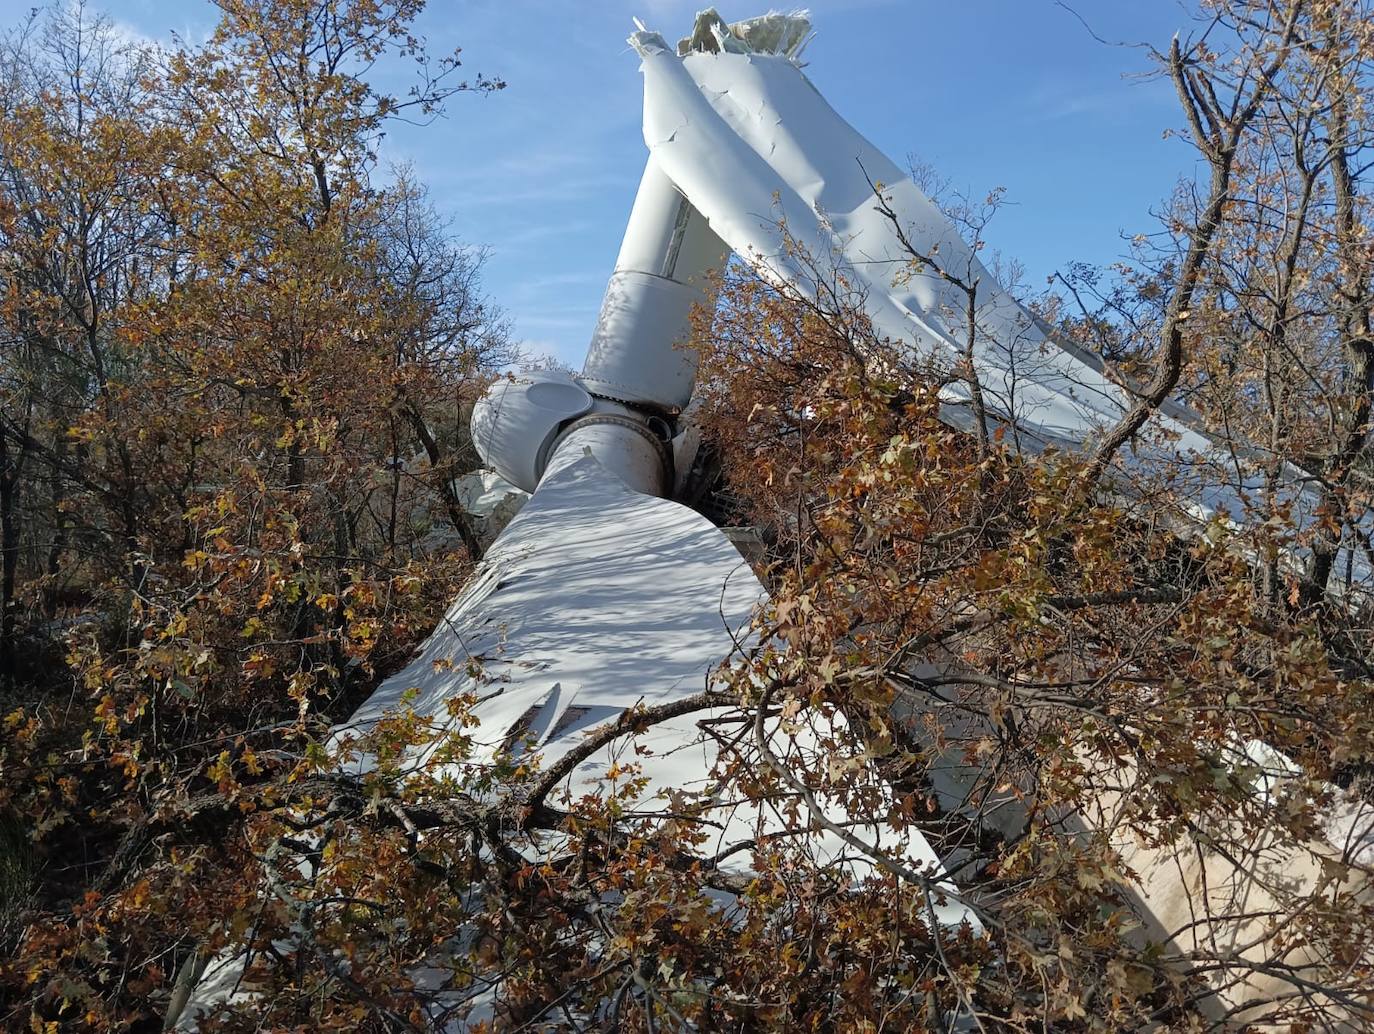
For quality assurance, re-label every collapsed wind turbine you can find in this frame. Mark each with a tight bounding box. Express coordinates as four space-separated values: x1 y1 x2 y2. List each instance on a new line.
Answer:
179 9 1371 1028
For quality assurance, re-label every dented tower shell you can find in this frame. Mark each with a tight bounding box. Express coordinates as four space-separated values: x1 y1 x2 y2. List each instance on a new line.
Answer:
580 159 730 413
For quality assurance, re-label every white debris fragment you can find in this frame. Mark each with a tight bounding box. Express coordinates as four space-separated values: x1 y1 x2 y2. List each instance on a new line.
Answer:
675 9 812 61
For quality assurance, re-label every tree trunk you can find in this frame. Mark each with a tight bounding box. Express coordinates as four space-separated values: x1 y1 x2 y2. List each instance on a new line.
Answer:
1303 91 1373 606
0 425 21 688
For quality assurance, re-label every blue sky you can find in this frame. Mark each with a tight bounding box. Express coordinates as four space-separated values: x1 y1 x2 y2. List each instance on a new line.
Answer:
63 0 1205 364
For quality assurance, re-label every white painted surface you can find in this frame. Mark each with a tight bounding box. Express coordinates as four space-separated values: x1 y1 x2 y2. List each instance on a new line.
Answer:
469 368 594 492
581 158 729 413
344 455 970 926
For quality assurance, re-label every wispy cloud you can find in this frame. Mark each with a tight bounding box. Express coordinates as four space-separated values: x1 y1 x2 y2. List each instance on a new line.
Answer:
107 17 155 48
498 218 600 249
511 271 609 292
1017 76 1173 124
447 173 638 210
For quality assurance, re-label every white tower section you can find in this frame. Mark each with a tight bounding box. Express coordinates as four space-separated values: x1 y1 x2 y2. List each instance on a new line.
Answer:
470 159 729 497
581 158 729 413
